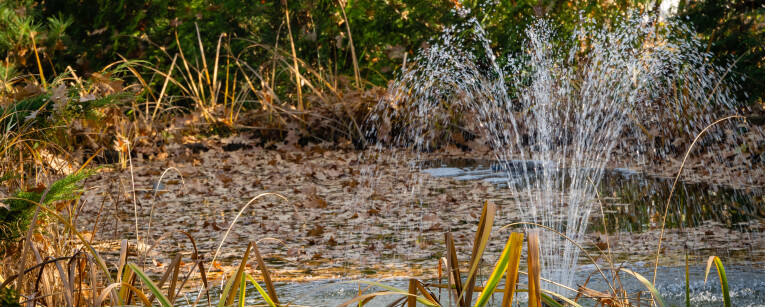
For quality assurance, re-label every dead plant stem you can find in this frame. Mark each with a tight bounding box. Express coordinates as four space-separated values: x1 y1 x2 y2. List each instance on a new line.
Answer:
652 115 744 285
284 2 304 112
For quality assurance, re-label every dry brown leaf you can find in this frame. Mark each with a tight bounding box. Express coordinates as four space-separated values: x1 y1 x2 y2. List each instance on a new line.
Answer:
308 225 324 237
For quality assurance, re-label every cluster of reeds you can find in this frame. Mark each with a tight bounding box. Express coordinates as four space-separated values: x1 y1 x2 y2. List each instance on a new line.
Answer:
0 18 378 307
0 185 288 306
124 21 374 143
0 45 145 191
343 201 733 307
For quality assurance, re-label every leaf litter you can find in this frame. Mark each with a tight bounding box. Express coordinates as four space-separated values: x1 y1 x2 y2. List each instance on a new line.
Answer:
72 131 764 288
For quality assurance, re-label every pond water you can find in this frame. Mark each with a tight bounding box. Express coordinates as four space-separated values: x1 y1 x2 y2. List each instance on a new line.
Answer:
420 158 764 233
210 158 764 306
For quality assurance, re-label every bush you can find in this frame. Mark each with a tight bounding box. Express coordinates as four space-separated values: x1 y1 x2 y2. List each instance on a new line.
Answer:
0 1 73 77
0 287 22 307
0 171 92 249
676 0 765 105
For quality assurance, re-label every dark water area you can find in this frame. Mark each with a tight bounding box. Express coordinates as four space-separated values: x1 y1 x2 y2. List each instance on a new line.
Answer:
419 158 765 234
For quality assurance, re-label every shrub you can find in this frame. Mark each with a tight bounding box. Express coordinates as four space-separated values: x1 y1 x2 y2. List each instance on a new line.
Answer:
0 287 22 307
677 0 765 105
0 170 92 249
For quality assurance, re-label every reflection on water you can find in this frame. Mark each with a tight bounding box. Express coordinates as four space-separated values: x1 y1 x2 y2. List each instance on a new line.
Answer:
419 159 764 233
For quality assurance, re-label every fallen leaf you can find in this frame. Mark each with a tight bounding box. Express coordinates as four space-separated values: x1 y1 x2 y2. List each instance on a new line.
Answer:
327 237 338 246
304 195 327 209
308 225 324 237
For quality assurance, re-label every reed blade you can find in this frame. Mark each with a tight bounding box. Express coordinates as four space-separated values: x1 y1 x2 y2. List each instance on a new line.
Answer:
126 263 172 307
252 242 280 305
463 200 496 306
475 232 522 307
502 233 524 306
415 280 440 305
704 256 731 307
408 279 417 307
620 268 668 307
243 272 277 307
224 242 253 306
445 232 464 306
527 230 541 307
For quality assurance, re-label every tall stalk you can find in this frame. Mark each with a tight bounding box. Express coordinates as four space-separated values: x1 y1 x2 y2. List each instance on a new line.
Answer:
284 1 304 112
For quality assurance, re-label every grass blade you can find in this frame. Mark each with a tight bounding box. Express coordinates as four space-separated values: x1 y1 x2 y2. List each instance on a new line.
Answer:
251 242 280 305
239 276 247 307
340 280 439 306
408 279 417 307
540 293 562 307
620 268 668 307
225 242 253 306
685 253 690 307
475 232 522 307
415 280 440 305
218 271 238 307
541 290 582 307
502 233 524 306
527 230 541 307
704 256 730 307
96 282 153 307
243 272 277 307
445 232 464 306
126 263 172 307
339 292 428 307
118 239 131 303
283 2 303 111
463 201 496 306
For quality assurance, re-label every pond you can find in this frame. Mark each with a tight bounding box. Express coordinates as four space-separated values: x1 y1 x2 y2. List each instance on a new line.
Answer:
210 158 764 306
420 158 764 233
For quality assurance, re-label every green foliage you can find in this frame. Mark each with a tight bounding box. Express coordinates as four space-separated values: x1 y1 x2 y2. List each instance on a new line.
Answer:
0 1 73 70
0 170 92 248
0 88 128 134
3 0 760 111
0 287 22 307
26 0 659 85
677 0 765 105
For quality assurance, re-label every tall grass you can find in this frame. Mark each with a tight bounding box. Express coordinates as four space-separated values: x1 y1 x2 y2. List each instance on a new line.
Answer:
125 17 372 142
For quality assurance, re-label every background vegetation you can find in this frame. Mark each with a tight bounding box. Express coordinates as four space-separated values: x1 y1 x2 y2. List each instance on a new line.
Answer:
3 0 762 103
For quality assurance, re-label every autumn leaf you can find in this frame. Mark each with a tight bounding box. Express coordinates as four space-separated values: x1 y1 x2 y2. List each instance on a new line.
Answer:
308 225 324 237
327 236 338 246
304 194 327 209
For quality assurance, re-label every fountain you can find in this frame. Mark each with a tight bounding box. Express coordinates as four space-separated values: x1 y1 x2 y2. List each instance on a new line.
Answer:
365 9 748 296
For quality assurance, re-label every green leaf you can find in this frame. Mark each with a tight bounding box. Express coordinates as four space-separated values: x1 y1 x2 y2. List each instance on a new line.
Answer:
243 272 277 307
541 291 582 307
540 293 563 307
126 263 172 307
239 276 247 307
704 256 731 307
474 232 521 307
620 268 668 307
